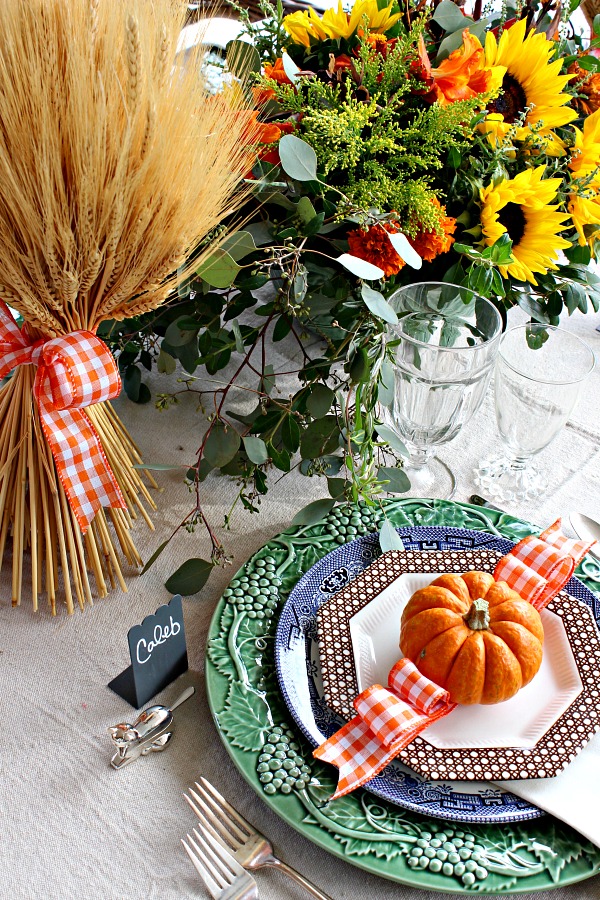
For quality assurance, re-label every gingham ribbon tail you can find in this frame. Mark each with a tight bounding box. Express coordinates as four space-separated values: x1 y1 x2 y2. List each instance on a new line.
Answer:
314 659 456 798
494 519 595 610
315 521 595 799
0 300 126 532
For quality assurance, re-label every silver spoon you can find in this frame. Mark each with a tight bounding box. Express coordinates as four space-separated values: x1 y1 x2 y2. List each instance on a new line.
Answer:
569 513 600 562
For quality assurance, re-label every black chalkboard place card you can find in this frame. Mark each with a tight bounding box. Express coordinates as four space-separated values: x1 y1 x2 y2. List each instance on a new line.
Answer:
108 595 188 708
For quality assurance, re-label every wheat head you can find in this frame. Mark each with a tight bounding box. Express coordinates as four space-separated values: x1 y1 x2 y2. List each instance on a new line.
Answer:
0 0 255 335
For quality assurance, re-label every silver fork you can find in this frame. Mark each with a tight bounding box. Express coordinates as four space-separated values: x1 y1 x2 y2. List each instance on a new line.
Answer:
185 777 333 900
182 826 258 900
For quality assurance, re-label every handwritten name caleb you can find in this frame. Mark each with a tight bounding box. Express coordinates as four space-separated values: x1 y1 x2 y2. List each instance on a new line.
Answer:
136 616 181 665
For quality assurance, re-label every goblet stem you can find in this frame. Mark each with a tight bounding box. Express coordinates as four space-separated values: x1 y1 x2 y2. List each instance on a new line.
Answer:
474 450 546 503
403 447 456 500
406 446 435 470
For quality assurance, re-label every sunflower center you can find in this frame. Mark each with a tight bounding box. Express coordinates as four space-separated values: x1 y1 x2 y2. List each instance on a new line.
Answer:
497 202 526 246
488 74 527 123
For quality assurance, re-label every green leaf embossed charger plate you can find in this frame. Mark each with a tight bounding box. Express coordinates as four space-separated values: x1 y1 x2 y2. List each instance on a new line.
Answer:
205 498 600 894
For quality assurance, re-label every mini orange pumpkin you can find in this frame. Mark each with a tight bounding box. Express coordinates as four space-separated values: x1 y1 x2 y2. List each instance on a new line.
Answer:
399 572 544 705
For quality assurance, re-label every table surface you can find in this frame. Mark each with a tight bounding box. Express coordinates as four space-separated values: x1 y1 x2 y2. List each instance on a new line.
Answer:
2 308 600 900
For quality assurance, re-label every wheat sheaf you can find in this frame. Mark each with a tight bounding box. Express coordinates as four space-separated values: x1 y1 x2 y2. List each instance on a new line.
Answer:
0 0 253 613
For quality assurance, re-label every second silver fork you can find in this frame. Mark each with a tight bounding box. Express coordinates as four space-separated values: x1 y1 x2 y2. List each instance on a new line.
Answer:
185 776 334 900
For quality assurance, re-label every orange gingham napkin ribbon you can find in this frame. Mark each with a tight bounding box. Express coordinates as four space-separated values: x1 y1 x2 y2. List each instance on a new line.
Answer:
314 520 596 799
493 519 593 611
314 658 456 798
0 300 126 532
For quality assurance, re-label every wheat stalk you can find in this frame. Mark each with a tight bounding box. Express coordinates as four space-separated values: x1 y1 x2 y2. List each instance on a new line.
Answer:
0 0 255 613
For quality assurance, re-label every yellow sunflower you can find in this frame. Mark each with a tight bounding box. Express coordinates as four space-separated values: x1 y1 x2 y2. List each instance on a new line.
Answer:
568 108 600 248
283 0 401 48
569 107 600 177
480 166 571 284
482 19 576 149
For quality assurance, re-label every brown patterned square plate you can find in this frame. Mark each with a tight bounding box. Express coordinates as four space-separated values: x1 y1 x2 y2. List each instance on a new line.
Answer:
317 548 600 780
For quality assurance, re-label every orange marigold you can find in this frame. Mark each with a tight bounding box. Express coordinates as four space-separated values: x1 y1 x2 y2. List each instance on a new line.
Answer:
410 199 457 262
347 222 405 278
568 60 600 116
364 34 397 58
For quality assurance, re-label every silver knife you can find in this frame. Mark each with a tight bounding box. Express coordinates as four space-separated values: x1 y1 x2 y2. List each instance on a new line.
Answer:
468 494 506 514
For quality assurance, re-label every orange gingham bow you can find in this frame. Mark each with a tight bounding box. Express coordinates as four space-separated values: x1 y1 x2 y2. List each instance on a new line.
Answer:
0 300 126 533
314 520 596 799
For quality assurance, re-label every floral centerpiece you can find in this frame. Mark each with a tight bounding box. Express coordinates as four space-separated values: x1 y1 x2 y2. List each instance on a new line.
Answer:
106 0 600 593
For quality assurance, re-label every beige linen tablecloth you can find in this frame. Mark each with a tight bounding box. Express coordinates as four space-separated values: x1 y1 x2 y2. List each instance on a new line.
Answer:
1 309 600 900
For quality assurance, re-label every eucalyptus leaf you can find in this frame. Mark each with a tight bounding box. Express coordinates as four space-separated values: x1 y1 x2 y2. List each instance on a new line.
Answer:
379 518 405 552
294 264 308 303
272 316 291 342
231 319 244 354
327 477 346 499
123 365 141 402
361 284 398 324
297 196 317 224
245 221 273 246
197 250 241 289
243 435 269 465
432 0 469 32
204 422 241 468
378 358 395 408
436 19 489 60
306 383 334 418
282 51 300 83
377 465 411 494
278 134 318 182
516 293 551 324
164 557 213 595
264 191 297 210
226 40 261 79
337 253 384 280
376 423 409 457
221 231 257 262
386 233 422 270
268 442 290 472
157 348 177 374
300 416 340 459
281 415 301 453
140 538 171 575
132 463 187 472
290 497 336 528
165 317 198 348
137 383 152 404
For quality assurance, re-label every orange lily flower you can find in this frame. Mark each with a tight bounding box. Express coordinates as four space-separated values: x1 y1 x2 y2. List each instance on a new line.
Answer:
425 30 505 105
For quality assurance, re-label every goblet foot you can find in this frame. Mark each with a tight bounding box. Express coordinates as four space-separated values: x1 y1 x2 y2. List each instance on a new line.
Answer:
403 455 456 501
474 454 548 503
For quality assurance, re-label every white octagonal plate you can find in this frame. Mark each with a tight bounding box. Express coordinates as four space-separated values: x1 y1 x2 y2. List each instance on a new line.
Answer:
317 548 600 780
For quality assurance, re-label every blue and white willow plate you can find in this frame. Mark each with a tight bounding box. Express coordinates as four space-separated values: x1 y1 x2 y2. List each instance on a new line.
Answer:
274 526 600 824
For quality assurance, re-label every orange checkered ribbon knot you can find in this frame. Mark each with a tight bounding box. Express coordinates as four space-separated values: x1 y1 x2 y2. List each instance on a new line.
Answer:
0 300 126 533
314 520 595 799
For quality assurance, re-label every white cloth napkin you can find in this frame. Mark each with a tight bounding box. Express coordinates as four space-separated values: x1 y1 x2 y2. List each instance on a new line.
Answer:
493 731 600 847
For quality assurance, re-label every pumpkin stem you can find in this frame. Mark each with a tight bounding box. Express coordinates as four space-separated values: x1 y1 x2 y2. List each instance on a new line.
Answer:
464 597 490 631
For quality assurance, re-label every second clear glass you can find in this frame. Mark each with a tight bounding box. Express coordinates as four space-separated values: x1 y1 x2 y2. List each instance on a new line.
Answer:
475 323 596 502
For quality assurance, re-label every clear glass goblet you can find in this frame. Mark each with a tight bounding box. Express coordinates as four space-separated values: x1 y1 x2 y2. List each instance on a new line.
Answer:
383 282 503 499
475 323 595 502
